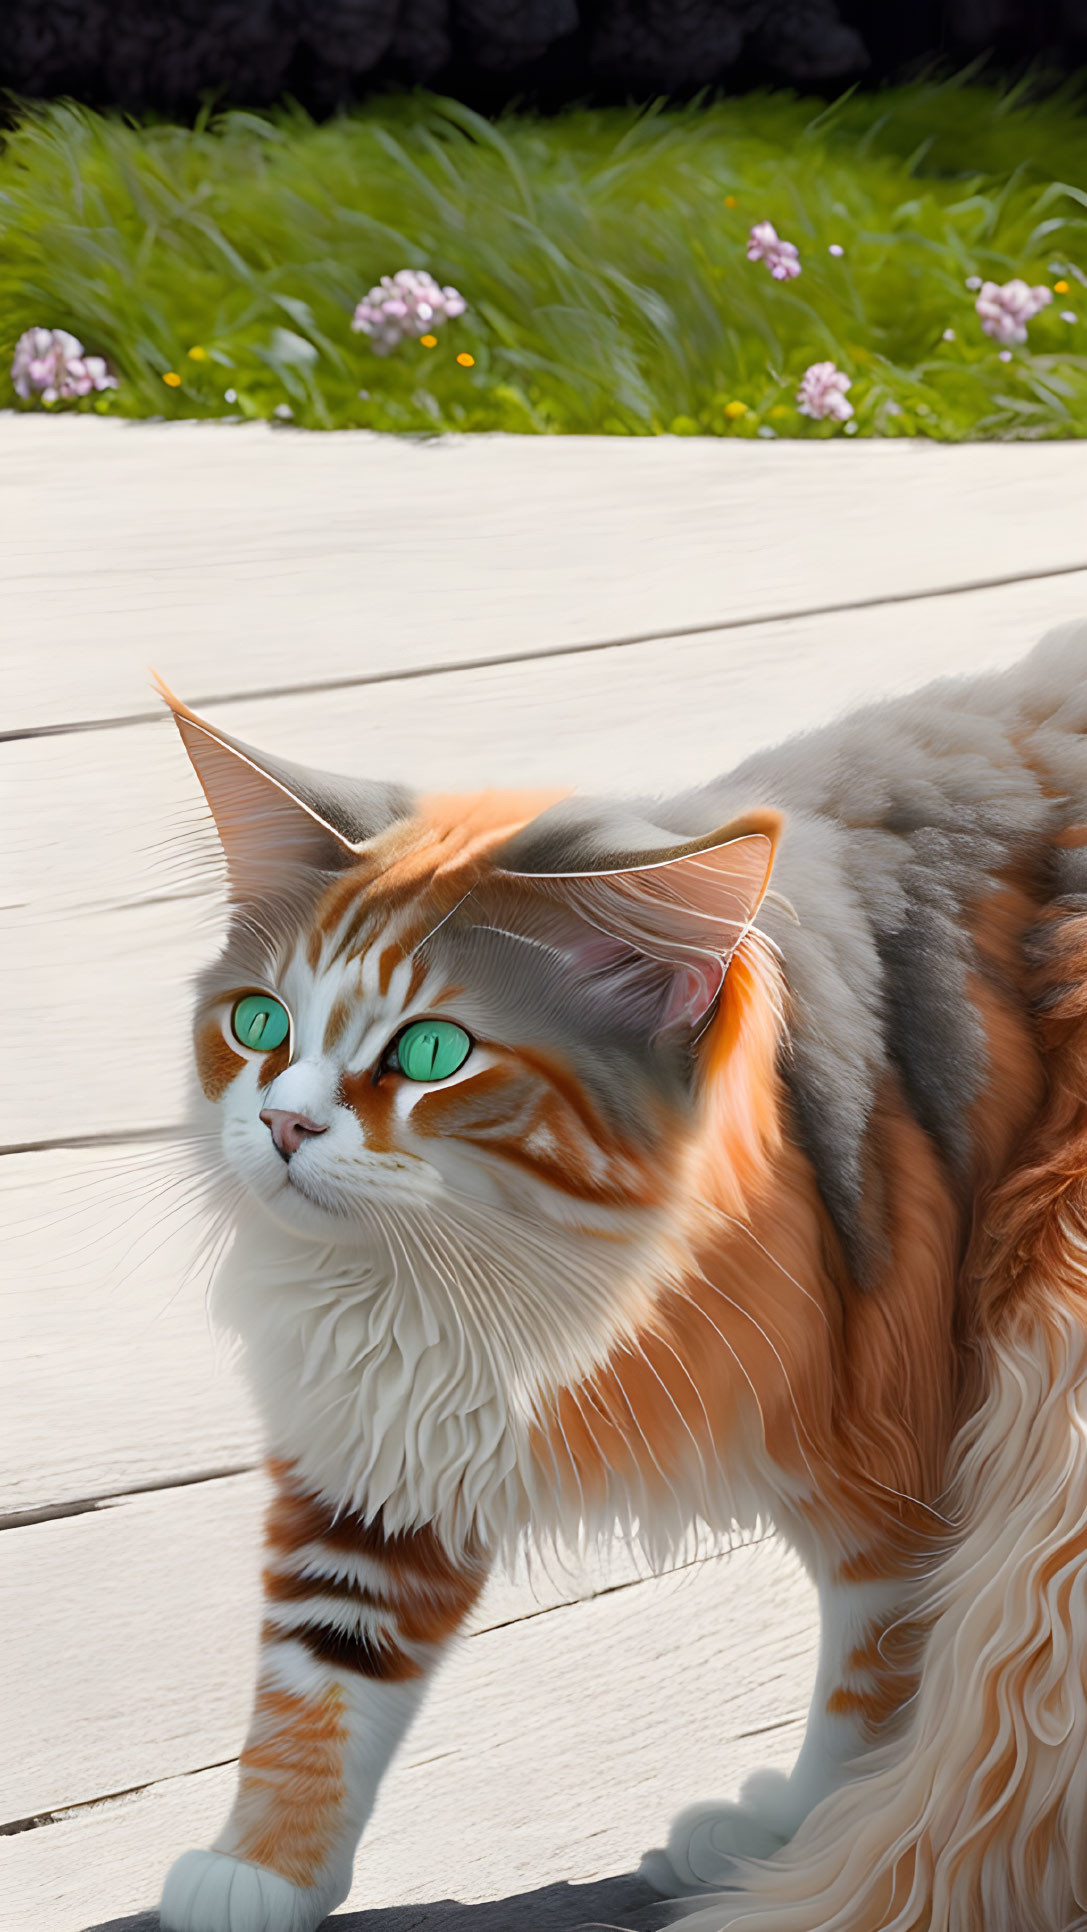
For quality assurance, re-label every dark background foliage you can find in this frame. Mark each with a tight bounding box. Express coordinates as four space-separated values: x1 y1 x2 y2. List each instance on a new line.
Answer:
1 1 1084 115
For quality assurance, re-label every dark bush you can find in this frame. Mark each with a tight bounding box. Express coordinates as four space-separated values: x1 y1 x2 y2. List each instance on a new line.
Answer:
0 0 1083 113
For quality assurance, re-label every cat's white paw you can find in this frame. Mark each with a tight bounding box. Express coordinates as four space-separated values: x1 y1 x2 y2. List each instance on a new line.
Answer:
159 1849 337 1932
640 1785 792 1898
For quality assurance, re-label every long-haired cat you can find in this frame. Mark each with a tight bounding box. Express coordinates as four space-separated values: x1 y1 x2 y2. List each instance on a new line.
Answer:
159 625 1087 1932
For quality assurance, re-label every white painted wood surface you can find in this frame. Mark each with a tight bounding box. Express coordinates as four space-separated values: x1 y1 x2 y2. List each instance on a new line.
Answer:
0 1142 259 1513
3 421 1087 1932
4 423 1086 733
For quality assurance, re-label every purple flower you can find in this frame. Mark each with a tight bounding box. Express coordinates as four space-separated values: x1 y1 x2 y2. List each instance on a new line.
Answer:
797 360 854 422
746 221 801 283
12 327 117 404
975 279 1053 348
352 269 467 356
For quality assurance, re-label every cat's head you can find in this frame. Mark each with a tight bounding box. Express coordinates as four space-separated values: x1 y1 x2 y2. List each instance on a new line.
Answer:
164 685 780 1275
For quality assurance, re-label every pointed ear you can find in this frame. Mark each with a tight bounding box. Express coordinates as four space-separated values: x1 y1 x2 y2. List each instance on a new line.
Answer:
154 675 412 902
500 809 781 1035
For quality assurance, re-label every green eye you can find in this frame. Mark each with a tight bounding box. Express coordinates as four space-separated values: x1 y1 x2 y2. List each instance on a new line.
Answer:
231 993 290 1053
394 1019 471 1082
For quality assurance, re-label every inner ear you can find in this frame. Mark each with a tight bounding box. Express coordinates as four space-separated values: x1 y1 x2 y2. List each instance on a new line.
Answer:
155 677 412 903
499 810 782 1035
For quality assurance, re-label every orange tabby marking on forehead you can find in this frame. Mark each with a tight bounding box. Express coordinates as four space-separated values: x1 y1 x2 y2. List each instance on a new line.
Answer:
310 791 567 965
322 992 356 1055
418 787 568 845
377 941 403 998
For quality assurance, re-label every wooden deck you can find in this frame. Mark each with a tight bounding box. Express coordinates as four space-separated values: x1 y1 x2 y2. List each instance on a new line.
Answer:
3 419 1087 1932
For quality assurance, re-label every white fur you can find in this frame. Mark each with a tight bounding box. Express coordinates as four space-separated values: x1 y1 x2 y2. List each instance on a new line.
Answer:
641 1788 790 1895
786 1573 906 1812
159 1850 338 1932
268 1543 397 1595
211 1162 714 1553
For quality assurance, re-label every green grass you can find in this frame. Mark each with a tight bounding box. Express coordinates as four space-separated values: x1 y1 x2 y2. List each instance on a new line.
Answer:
2 77 1087 438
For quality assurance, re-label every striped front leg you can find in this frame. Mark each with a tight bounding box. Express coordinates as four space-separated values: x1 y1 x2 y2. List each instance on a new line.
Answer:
160 1461 489 1932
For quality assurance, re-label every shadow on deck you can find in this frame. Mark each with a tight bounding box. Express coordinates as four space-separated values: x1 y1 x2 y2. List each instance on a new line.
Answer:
85 1869 667 1932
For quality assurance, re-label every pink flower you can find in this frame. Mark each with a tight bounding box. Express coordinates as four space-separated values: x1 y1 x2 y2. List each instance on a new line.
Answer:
352 269 467 355
975 279 1053 347
12 327 117 403
797 360 854 422
746 221 801 282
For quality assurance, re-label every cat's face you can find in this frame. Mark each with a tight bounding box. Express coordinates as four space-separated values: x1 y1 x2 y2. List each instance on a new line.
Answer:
165 684 779 1275
197 823 687 1247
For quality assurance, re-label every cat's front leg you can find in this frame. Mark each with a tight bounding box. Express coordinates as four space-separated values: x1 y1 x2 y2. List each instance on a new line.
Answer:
160 1460 489 1932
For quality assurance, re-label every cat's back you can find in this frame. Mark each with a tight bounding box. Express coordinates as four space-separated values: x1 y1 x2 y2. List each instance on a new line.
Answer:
677 622 1087 1279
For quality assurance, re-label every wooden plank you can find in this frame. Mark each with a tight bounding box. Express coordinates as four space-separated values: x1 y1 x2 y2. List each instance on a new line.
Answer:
1 1532 815 1932
0 1144 260 1514
0 1467 759 1821
11 569 1087 922
4 571 1087 1149
3 419 1086 732
0 1475 268 1822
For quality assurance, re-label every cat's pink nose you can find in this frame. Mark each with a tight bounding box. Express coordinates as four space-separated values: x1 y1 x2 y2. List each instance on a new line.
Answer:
259 1108 329 1161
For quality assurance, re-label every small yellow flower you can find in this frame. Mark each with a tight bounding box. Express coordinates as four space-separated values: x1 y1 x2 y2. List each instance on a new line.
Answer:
1055 280 1070 294
769 404 790 418
724 195 737 209
162 371 182 387
187 345 208 361
724 399 747 419
456 352 475 368
419 334 438 348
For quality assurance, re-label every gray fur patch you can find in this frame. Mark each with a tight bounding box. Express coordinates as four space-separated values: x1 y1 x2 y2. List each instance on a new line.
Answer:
495 623 1087 1283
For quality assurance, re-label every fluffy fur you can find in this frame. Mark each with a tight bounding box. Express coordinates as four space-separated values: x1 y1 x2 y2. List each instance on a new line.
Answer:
157 626 1087 1932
